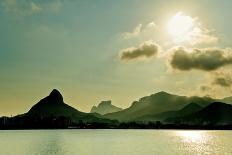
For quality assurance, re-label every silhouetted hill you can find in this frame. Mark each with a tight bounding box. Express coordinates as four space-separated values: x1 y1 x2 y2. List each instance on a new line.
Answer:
0 90 232 129
136 103 202 122
26 89 111 123
27 89 83 117
90 100 122 115
104 91 213 121
0 89 118 129
167 102 232 125
178 102 202 115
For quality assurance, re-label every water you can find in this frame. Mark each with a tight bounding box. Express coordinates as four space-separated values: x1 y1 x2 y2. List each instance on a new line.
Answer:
0 130 231 155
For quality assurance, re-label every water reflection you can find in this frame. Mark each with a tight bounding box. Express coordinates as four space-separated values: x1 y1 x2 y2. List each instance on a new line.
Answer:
177 130 207 142
176 130 212 154
0 130 231 155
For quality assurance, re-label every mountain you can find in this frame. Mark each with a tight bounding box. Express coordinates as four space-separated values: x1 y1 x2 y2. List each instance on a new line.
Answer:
177 102 203 116
0 89 231 129
104 91 214 122
90 100 122 115
26 89 109 123
27 89 83 117
136 103 202 122
167 102 232 125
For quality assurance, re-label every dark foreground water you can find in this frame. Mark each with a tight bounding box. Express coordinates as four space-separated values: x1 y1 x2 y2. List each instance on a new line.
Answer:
0 129 231 155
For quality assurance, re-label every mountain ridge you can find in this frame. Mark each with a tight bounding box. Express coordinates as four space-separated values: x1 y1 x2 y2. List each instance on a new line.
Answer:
135 102 203 122
23 89 113 125
0 89 232 129
166 102 232 125
103 91 215 121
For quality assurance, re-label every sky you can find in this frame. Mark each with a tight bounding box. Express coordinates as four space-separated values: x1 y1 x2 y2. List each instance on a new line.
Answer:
0 0 232 116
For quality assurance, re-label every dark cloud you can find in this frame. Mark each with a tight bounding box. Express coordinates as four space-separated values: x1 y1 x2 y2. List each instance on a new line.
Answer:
200 85 212 91
213 77 232 87
169 47 232 71
120 41 160 61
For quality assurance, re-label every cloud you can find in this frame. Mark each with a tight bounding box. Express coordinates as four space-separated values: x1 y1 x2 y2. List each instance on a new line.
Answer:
192 79 225 98
189 27 218 45
190 69 232 98
200 85 212 92
1 0 61 16
31 2 42 13
212 71 232 87
123 24 142 39
168 12 218 45
121 16 217 46
213 77 232 87
119 41 160 61
168 47 232 71
2 0 42 16
122 22 156 39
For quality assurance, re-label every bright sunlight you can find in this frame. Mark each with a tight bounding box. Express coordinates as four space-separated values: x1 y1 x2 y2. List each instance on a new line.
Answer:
168 12 196 43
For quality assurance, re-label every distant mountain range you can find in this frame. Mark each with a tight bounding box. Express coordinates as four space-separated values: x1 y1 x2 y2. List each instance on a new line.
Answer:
0 89 231 129
135 102 202 122
166 102 232 125
103 91 215 121
103 91 232 124
90 100 122 115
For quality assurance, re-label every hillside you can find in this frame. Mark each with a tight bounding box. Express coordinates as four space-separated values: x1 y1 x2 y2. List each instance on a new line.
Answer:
104 91 214 121
136 103 202 122
166 102 232 125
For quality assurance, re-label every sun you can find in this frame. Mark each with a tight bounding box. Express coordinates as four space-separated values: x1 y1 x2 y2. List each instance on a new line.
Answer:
168 12 195 43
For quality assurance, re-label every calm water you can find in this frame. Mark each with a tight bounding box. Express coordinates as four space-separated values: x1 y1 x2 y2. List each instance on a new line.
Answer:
0 130 231 155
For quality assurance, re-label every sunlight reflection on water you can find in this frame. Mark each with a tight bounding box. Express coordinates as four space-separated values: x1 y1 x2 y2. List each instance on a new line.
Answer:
0 130 231 155
175 130 225 155
177 130 209 143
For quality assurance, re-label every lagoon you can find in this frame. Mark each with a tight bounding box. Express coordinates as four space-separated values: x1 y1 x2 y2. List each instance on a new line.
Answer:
0 129 231 155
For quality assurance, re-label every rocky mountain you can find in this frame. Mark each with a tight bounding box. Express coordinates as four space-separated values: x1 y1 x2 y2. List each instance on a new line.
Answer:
90 100 122 115
0 89 232 129
167 102 232 125
136 103 202 122
26 89 110 123
104 91 214 122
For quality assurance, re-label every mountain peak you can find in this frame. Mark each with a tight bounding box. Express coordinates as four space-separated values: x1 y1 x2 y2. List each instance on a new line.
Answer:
186 102 201 108
90 100 122 115
27 89 84 118
179 102 202 114
207 102 229 108
49 89 63 103
50 89 61 96
99 100 112 107
155 91 172 96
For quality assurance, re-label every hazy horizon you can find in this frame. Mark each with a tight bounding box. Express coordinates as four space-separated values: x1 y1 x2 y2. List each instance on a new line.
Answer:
1 0 232 116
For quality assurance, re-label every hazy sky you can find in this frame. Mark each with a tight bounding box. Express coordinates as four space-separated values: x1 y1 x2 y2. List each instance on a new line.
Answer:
0 0 232 116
